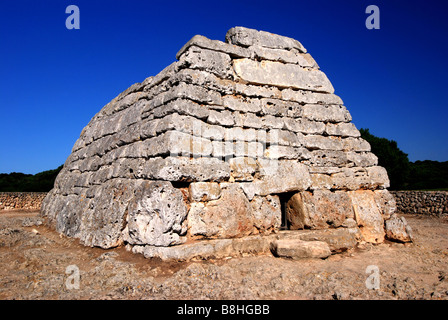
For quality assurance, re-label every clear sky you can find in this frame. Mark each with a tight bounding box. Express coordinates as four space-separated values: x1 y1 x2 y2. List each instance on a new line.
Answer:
1 0 447 174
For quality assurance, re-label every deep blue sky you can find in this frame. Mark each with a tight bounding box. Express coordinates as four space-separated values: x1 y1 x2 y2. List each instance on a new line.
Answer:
1 0 447 174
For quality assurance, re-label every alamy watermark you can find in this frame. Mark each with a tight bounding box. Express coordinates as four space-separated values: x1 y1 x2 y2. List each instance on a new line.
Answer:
366 5 380 30
365 265 380 290
66 5 80 30
65 264 80 290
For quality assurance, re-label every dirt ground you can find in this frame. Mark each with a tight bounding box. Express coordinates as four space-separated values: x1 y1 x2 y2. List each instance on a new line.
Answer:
0 210 447 300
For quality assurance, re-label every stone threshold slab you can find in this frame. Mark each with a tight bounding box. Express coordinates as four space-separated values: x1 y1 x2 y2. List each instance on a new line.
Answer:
129 227 359 261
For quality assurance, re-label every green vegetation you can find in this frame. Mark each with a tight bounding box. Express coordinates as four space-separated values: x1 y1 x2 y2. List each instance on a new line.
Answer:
360 128 448 191
0 165 63 192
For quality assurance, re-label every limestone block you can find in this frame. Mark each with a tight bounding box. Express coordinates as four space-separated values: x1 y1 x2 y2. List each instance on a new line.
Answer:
285 190 355 230
176 34 251 60
341 137 371 152
385 214 413 243
270 239 331 259
347 190 385 244
224 127 257 142
152 99 209 120
235 82 282 99
233 111 263 129
310 150 349 167
281 88 343 105
251 45 317 68
169 68 236 96
250 195 282 233
179 46 234 79
189 182 221 202
211 140 264 158
373 189 397 220
264 145 311 160
233 59 334 93
187 185 256 239
226 26 307 52
150 82 222 108
367 166 390 189
283 118 326 135
302 104 352 123
267 129 303 147
79 179 146 248
347 152 378 167
326 122 360 137
228 157 258 181
208 110 235 127
138 156 230 182
278 228 359 253
303 135 343 151
329 167 372 190
260 98 302 117
123 181 188 247
222 95 262 113
146 131 213 158
240 161 311 198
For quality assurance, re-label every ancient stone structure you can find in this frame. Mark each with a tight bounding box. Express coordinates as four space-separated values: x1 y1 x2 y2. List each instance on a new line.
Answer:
0 192 47 211
41 27 413 260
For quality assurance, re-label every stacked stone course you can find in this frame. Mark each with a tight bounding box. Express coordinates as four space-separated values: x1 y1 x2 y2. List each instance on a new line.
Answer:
392 191 448 216
41 27 412 259
0 192 47 211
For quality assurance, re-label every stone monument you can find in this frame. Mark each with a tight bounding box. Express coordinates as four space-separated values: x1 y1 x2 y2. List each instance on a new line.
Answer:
41 27 411 260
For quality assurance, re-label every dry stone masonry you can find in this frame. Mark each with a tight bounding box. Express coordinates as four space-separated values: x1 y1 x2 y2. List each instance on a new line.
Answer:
41 27 413 260
0 192 47 211
392 191 448 216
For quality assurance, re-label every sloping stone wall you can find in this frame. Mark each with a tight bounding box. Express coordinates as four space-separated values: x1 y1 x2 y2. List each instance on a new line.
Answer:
0 192 47 211
391 191 448 216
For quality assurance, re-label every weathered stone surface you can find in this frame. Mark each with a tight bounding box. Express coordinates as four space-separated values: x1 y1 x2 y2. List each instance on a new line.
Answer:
281 88 343 105
233 59 334 93
222 95 262 113
251 46 317 68
138 157 230 182
179 46 233 79
303 135 343 151
373 189 397 220
277 228 359 253
348 190 385 244
302 104 352 123
187 185 255 239
78 179 145 248
285 190 355 230
250 195 281 233
226 26 307 52
270 239 331 259
189 182 221 202
264 145 310 160
367 166 390 189
176 34 250 60
240 160 312 198
134 234 272 261
384 214 413 243
228 157 258 181
326 122 360 137
123 181 188 247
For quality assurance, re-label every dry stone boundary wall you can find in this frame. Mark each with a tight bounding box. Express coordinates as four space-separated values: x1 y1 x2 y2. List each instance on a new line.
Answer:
0 192 47 211
391 191 448 216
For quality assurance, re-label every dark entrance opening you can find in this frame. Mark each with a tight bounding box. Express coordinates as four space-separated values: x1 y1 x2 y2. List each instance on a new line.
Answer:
278 192 295 230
